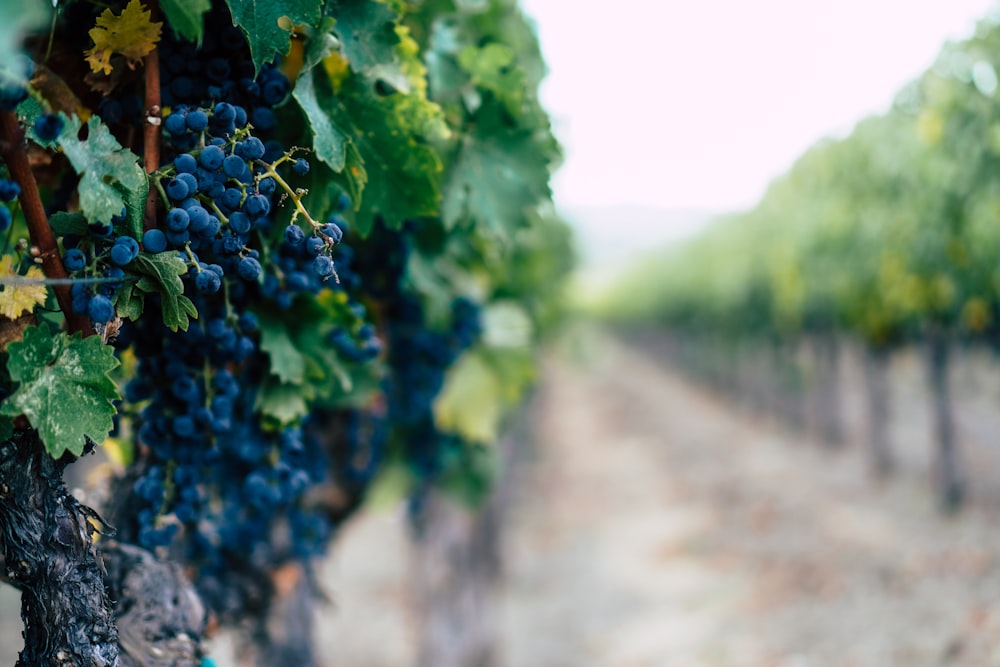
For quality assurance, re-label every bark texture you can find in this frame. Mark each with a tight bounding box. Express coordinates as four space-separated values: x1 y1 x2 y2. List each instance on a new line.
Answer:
0 428 119 667
864 346 893 478
927 329 964 511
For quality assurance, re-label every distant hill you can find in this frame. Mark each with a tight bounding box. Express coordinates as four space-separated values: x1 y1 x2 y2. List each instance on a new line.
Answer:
559 205 721 267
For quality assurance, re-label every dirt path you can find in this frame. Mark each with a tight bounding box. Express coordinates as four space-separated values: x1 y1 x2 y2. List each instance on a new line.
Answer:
6 332 1000 666
318 331 1000 667
499 333 1000 667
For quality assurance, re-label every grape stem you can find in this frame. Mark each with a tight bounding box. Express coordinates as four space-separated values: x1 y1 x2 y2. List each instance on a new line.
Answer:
254 158 320 229
0 109 94 337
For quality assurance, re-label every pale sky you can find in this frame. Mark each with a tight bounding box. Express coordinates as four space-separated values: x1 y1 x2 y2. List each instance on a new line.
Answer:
521 0 998 213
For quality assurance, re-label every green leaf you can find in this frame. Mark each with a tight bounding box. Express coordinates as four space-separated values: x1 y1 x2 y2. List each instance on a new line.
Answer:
259 314 306 384
48 211 89 237
130 252 197 331
160 0 211 42
433 350 502 444
442 100 552 235
114 281 144 321
58 115 145 225
293 68 350 171
299 17 339 74
320 72 445 233
113 164 148 240
255 377 308 425
457 43 524 117
327 0 409 93
1 326 120 458
224 0 323 73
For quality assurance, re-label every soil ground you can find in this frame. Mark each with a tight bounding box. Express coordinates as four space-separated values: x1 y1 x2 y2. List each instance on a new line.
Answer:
310 329 1000 667
6 328 1000 666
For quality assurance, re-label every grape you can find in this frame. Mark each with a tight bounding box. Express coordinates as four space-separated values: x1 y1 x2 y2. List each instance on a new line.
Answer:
199 145 225 170
87 294 115 323
236 137 265 160
186 109 209 132
166 208 190 232
33 114 64 142
222 155 245 179
237 256 261 280
251 107 276 131
164 111 188 135
292 158 310 176
305 236 325 256
0 178 20 202
110 236 140 266
284 224 305 246
312 255 334 278
63 248 87 272
221 188 243 211
244 194 269 218
0 204 10 232
321 221 344 244
174 153 198 174
195 270 222 294
166 178 190 201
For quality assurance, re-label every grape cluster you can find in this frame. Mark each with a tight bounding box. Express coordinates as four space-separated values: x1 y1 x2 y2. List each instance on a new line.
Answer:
0 177 20 233
62 212 135 326
351 224 484 495
109 9 384 614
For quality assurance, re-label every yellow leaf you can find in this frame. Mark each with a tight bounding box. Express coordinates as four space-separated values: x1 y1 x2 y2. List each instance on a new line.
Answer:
85 0 162 76
0 256 48 319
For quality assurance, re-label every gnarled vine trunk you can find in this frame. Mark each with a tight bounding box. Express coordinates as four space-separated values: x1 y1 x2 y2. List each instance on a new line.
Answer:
0 428 119 667
814 332 843 447
410 489 502 667
926 328 964 511
864 346 893 478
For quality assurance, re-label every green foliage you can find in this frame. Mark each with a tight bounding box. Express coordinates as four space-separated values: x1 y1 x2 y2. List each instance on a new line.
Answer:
601 12 1000 352
224 0 322 72
121 253 198 331
442 100 551 234
160 0 211 42
57 115 147 227
1 326 120 458
256 299 366 425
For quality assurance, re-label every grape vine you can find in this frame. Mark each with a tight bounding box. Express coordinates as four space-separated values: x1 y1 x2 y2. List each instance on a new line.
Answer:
0 0 572 664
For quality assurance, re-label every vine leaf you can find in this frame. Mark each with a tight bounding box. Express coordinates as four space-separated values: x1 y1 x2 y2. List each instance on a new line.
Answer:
160 0 211 43
296 65 445 234
457 43 524 118
433 350 502 444
256 302 355 425
1 326 120 458
224 0 323 73
129 253 198 331
259 316 306 385
58 115 147 226
85 0 163 76
0 256 47 319
442 99 552 235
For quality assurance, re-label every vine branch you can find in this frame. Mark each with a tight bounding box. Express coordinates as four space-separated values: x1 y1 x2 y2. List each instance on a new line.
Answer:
0 109 94 337
143 3 162 234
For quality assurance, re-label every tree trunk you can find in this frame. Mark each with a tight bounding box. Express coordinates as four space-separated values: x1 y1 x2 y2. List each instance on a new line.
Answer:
0 428 120 667
250 563 316 667
410 490 501 667
927 329 964 511
815 333 843 447
864 346 893 478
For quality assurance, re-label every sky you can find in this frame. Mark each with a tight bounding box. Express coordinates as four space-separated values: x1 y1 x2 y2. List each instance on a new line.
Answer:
520 0 998 215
